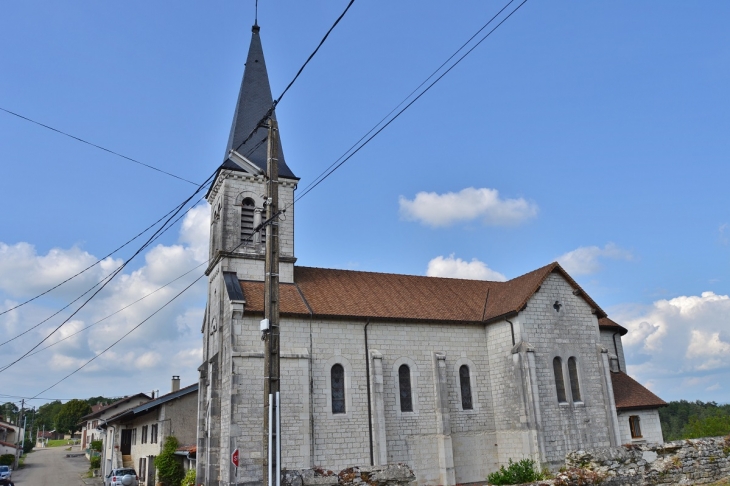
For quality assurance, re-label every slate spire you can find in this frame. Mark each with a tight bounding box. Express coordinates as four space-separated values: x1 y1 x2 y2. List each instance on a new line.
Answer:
224 24 295 178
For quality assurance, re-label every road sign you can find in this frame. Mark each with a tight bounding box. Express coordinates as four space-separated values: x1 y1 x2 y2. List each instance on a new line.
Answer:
232 448 240 468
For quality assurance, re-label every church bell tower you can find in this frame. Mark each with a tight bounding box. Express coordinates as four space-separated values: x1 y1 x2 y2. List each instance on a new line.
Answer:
206 24 298 283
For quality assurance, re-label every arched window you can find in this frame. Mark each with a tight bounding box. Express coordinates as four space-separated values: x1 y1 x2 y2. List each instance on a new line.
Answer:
240 198 255 244
553 357 567 403
398 364 413 412
331 364 346 414
459 365 473 410
568 357 581 402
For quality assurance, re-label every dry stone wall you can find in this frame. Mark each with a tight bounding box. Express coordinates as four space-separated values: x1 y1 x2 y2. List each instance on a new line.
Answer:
520 436 730 486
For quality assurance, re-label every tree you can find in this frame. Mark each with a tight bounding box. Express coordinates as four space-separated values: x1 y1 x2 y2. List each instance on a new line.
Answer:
155 436 184 486
0 402 19 423
55 399 91 435
36 400 63 432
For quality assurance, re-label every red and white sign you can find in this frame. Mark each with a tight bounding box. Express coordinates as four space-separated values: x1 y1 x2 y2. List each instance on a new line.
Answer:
232 448 239 468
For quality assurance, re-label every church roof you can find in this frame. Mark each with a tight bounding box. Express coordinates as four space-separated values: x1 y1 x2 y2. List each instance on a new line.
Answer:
238 261 609 324
222 25 296 179
598 316 628 336
611 371 667 411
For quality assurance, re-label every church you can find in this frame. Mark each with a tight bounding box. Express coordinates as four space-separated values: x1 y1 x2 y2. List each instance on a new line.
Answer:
196 24 666 486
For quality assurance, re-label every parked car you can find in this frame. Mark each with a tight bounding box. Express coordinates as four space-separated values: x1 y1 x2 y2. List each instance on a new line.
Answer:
0 466 11 480
104 468 138 486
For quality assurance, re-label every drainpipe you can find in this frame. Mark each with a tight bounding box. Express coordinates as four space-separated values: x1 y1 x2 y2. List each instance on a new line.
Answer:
612 332 621 371
364 319 374 466
506 318 516 346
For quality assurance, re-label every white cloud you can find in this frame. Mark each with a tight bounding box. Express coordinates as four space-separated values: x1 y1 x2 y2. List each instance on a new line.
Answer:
719 223 729 245
399 187 538 227
614 291 730 401
557 243 633 275
426 254 506 281
0 203 211 399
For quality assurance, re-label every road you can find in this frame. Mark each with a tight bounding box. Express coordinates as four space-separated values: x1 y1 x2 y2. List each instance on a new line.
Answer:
11 446 102 486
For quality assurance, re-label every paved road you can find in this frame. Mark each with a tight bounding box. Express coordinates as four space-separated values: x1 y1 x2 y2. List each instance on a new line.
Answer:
11 446 102 486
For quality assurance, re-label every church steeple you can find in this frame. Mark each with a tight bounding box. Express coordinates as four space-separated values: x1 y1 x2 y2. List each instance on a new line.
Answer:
224 25 296 179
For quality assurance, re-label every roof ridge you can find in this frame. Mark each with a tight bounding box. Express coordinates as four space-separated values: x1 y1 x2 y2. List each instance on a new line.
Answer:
295 265 505 284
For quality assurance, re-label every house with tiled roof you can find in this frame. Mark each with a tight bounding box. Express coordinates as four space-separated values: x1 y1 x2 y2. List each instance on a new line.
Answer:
196 23 666 486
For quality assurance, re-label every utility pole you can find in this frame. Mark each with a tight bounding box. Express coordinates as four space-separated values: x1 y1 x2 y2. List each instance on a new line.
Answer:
13 399 24 470
262 117 281 486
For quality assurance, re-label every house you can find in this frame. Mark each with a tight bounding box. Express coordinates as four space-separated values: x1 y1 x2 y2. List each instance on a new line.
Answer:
82 393 151 476
196 24 667 486
0 420 22 456
101 377 198 485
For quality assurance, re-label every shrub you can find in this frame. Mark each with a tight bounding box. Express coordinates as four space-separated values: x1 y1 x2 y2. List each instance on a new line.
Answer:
554 467 605 486
22 440 34 454
90 456 101 469
181 468 196 486
487 458 546 485
0 454 13 466
155 436 184 486
90 440 103 452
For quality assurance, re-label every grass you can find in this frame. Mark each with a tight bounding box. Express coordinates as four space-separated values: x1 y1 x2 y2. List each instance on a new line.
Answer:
45 439 76 447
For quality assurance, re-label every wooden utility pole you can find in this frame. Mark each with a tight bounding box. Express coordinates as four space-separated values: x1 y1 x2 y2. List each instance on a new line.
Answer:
13 399 24 470
262 117 281 486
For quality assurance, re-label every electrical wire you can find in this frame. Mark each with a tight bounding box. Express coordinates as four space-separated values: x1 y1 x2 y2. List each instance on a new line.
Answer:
0 107 198 186
0 195 208 349
232 0 356 154
293 0 517 202
0 199 194 318
294 0 529 204
0 173 215 374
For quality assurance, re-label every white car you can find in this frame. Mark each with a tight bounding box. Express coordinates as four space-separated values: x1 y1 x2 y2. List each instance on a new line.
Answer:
104 468 138 486
0 466 11 481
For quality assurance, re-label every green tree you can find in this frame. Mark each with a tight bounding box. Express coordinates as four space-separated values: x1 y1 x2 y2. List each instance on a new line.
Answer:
684 413 730 439
55 399 91 435
155 436 184 486
0 402 19 423
36 400 63 432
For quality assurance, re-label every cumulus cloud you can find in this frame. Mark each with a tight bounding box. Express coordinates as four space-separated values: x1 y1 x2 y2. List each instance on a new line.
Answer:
0 203 211 399
556 243 633 275
426 254 506 281
399 187 538 227
615 291 730 401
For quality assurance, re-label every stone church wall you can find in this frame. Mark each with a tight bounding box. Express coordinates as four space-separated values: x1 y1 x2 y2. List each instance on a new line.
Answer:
520 273 616 465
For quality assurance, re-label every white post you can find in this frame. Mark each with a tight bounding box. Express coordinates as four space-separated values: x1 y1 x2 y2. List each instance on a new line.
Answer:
268 394 273 486
276 392 281 486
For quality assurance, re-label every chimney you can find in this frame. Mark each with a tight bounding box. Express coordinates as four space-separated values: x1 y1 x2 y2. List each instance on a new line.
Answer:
171 375 180 393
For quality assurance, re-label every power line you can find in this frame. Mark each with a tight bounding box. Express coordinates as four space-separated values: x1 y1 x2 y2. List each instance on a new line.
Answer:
26 209 282 398
293 0 518 203
0 173 215 374
295 0 529 204
0 196 208 349
0 107 198 186
232 0 356 154
0 199 193 318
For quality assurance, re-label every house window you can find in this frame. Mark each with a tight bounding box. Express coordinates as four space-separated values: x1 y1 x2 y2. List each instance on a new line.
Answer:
568 357 581 402
240 198 255 244
141 425 148 444
151 424 158 444
398 364 413 412
131 428 137 445
459 365 473 410
629 415 642 439
139 457 146 481
553 357 567 403
331 364 346 414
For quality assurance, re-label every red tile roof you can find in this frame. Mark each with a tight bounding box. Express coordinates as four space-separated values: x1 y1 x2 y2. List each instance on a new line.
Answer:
239 262 608 323
611 372 667 411
599 317 628 336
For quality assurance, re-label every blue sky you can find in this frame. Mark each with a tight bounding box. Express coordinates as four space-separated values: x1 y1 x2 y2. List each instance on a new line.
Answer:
1 1 729 406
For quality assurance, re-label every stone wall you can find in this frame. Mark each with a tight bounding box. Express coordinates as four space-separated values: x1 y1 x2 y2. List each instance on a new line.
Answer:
559 436 730 485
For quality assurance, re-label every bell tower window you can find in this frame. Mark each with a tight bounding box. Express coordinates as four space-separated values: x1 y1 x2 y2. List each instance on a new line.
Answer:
240 198 255 244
